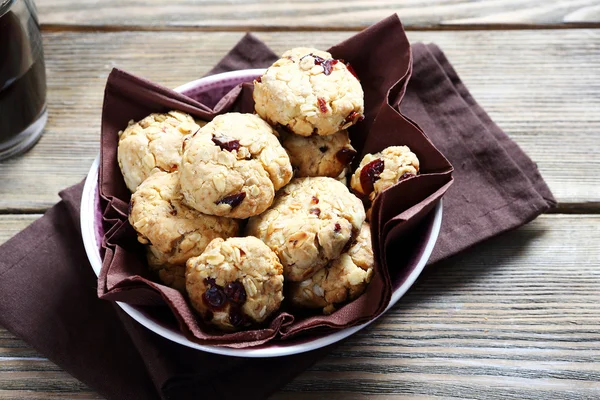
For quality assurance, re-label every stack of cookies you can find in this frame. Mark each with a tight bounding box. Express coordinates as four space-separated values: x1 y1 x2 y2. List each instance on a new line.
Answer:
117 47 420 331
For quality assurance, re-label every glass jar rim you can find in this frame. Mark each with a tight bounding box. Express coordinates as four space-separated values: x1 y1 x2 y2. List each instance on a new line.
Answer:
0 0 16 16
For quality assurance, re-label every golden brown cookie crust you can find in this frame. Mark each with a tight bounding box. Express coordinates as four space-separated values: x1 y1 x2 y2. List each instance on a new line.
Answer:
288 223 374 314
117 111 201 192
350 146 420 219
180 113 293 219
186 237 284 331
128 171 240 290
246 177 366 282
281 129 356 178
254 47 364 137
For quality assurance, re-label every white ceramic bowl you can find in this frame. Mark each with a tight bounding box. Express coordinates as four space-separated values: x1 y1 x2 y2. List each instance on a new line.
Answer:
80 69 443 358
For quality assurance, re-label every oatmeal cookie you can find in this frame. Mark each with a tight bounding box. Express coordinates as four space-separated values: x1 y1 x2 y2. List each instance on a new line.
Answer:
289 223 374 314
336 167 349 186
117 110 201 192
246 177 366 282
128 171 240 291
281 129 357 178
180 113 293 219
350 146 420 218
253 47 364 137
186 236 284 331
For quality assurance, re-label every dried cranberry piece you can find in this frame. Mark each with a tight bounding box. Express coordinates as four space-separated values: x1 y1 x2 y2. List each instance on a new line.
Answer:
203 285 226 310
204 277 217 286
255 76 262 83
319 145 328 153
224 281 247 305
335 148 357 165
229 306 249 327
359 158 385 195
317 97 328 113
334 223 342 233
345 62 359 80
310 208 321 217
311 196 319 204
216 192 246 208
310 54 339 76
212 135 240 152
344 111 364 124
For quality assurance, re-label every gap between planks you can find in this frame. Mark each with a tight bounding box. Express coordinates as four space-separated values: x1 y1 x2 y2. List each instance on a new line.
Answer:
39 22 600 33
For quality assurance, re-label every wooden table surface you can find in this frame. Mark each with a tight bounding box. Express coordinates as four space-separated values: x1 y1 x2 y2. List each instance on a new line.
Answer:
1 1 599 399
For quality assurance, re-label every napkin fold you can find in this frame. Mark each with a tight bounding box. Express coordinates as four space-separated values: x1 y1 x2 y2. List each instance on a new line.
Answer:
0 24 555 400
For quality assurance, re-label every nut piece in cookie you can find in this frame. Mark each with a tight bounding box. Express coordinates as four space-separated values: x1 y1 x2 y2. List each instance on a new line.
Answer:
289 223 374 314
180 113 293 219
247 177 366 282
117 111 201 192
186 236 284 331
254 47 364 137
128 171 240 291
281 129 357 178
350 146 420 219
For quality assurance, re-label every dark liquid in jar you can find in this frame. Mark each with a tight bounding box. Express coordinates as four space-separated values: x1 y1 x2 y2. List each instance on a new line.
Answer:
0 9 46 146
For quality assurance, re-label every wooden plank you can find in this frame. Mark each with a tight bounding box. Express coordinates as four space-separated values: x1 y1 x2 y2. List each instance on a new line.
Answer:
0 215 39 245
0 391 102 400
0 214 598 398
0 29 597 212
274 214 600 399
35 0 600 29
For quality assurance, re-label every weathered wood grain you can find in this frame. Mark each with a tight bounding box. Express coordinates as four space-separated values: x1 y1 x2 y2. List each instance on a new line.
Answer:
0 215 38 244
0 391 102 400
35 0 600 29
0 29 597 212
0 214 598 399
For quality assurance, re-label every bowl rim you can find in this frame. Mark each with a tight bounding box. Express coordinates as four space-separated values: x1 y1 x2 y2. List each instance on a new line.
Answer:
81 68 443 358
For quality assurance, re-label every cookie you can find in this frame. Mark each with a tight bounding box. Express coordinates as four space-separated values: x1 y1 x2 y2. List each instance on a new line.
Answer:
350 146 420 218
246 177 366 282
117 111 201 192
281 129 357 178
128 171 240 291
336 167 349 186
186 236 284 331
289 222 374 314
253 47 364 137
180 113 293 219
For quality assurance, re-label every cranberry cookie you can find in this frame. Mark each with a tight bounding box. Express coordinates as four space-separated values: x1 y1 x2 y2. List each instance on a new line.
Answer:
281 129 357 178
351 146 420 218
246 177 366 282
253 47 364 137
186 237 284 331
128 171 239 291
117 111 201 192
289 223 374 314
180 113 293 219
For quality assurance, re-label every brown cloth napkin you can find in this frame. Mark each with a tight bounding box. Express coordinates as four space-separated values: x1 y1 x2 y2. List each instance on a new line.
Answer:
0 23 555 400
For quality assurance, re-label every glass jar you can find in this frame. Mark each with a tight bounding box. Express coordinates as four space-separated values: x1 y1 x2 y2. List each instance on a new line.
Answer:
0 0 47 160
